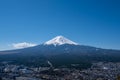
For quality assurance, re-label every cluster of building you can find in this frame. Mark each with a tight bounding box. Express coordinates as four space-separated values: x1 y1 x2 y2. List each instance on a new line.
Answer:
0 62 120 80
81 62 120 80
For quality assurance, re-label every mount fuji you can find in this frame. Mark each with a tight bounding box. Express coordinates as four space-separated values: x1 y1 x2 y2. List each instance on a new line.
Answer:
0 36 120 68
44 36 78 46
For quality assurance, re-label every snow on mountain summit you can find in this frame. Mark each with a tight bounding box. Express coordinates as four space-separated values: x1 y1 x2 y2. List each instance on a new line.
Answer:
44 36 78 46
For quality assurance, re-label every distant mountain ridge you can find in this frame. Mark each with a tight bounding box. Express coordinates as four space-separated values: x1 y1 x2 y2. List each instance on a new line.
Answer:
0 36 120 68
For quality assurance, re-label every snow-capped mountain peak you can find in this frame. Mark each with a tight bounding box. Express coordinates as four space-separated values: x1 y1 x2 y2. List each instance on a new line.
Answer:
44 36 78 46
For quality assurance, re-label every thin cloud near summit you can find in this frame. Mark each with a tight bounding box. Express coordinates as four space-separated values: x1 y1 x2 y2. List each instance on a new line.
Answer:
12 42 37 49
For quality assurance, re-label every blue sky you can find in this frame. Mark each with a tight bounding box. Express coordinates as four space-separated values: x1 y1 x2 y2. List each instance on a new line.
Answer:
0 0 120 50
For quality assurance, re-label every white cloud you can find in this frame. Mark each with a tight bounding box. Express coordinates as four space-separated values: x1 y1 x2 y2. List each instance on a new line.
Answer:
12 42 37 49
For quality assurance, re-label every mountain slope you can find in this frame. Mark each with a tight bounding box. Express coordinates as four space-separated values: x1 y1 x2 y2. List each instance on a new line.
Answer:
0 36 120 68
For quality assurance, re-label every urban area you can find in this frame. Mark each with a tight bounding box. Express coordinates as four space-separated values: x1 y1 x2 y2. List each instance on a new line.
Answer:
0 62 120 80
